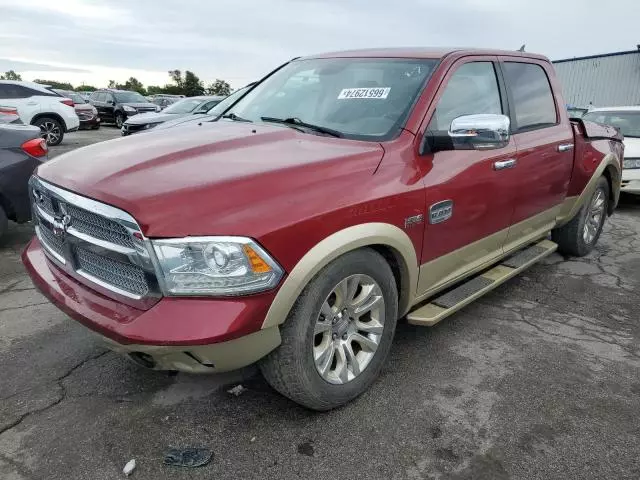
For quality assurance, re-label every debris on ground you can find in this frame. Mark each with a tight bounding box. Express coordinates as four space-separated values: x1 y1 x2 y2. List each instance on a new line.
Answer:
164 447 213 468
123 459 136 476
227 384 247 396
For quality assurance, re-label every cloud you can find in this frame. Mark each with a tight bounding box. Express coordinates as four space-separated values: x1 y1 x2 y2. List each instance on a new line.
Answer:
0 0 637 88
0 59 90 73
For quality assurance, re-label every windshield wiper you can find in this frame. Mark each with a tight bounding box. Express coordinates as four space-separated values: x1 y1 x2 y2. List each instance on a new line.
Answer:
222 112 252 122
260 117 343 138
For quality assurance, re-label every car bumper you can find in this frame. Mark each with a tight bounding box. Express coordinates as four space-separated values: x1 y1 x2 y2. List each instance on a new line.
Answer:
65 115 80 132
22 238 281 373
79 116 100 129
0 152 42 223
621 169 640 194
121 122 159 136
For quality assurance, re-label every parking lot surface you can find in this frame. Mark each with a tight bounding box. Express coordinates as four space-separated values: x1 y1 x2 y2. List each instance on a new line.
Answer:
2 127 640 479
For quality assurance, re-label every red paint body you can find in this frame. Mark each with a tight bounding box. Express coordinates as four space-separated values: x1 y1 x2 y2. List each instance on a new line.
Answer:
23 48 622 347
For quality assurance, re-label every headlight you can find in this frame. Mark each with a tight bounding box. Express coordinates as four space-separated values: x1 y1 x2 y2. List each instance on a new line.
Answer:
155 105 162 112
91 106 98 115
151 236 284 296
123 105 137 113
623 158 640 169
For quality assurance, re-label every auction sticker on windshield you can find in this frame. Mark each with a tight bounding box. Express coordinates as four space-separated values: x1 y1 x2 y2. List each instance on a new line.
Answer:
338 87 391 99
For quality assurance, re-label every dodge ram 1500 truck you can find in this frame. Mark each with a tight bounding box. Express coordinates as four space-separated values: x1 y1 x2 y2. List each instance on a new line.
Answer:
23 48 623 410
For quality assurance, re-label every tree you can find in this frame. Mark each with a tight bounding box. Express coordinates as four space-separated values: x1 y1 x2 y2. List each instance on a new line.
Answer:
183 70 205 96
0 70 22 81
146 85 164 95
168 70 183 88
76 84 97 92
107 80 117 88
34 79 74 90
206 79 232 96
120 77 146 95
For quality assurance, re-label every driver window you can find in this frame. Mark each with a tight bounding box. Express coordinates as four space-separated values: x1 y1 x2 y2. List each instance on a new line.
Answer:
429 62 502 131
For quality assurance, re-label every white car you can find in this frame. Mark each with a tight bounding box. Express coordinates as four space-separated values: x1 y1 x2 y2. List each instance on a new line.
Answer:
582 106 640 194
0 80 80 146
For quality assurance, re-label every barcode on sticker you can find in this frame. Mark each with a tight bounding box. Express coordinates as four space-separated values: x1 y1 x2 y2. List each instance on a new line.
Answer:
338 87 390 100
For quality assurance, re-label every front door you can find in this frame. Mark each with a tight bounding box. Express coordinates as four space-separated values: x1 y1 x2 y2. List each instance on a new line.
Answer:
415 58 518 296
498 58 574 252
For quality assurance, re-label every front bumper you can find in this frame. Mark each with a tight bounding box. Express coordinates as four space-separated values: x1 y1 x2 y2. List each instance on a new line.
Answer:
621 168 640 194
22 238 281 373
79 115 100 129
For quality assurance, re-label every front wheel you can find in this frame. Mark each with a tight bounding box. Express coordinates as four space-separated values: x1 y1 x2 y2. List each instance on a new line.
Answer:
115 112 124 128
259 248 398 411
552 176 609 256
34 117 64 146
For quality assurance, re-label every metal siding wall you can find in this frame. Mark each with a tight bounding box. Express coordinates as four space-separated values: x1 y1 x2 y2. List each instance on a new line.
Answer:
553 52 640 107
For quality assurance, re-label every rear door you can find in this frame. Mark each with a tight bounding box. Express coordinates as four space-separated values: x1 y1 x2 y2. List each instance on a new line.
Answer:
0 84 41 124
416 57 518 295
498 58 573 252
103 93 116 122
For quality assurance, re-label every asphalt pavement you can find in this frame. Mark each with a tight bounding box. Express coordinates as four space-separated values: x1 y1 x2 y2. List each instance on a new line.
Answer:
1 126 640 479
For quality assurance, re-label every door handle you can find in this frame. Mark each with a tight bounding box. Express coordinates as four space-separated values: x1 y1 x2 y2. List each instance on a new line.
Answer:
26 102 38 106
493 159 517 170
558 143 574 152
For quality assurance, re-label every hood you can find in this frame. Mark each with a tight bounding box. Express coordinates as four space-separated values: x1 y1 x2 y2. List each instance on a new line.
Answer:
153 113 211 130
36 121 384 237
124 111 184 125
74 103 94 111
623 136 640 158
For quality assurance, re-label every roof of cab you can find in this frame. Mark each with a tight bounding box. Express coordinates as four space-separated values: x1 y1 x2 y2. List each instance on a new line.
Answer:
301 47 549 62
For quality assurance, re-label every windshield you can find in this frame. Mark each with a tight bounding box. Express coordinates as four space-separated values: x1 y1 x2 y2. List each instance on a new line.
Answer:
583 111 640 138
163 98 206 114
114 91 148 103
207 86 252 117
68 92 86 104
225 58 438 140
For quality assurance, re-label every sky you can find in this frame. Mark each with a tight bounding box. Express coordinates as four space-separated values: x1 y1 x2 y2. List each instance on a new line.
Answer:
0 0 638 90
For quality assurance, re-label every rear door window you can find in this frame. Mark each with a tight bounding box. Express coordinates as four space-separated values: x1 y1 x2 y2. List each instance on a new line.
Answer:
502 62 557 132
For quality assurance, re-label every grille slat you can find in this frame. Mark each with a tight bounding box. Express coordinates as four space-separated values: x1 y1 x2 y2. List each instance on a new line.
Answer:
76 247 149 296
39 223 65 257
64 204 135 249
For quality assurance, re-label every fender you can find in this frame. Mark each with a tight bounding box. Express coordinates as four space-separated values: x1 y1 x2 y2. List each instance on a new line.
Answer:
261 223 419 329
556 153 621 227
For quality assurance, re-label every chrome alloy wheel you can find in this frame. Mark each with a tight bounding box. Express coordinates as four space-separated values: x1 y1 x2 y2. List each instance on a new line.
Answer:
583 188 606 244
313 274 385 385
40 121 61 145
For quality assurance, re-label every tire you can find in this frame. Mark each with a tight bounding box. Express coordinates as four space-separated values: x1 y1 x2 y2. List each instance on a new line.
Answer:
34 117 64 146
115 113 124 129
552 176 609 257
0 206 8 240
259 248 398 411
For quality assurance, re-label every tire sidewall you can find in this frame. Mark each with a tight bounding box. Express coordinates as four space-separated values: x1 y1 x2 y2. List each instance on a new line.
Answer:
576 177 609 254
115 113 124 128
286 250 398 407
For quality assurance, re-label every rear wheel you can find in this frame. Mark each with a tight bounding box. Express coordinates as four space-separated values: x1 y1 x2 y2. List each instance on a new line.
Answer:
552 176 609 256
259 248 398 411
34 117 64 146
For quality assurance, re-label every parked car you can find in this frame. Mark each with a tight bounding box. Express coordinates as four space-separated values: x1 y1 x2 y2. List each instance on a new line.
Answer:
582 107 640 194
567 105 589 118
0 123 47 238
89 89 159 128
53 90 100 130
23 48 623 410
149 97 177 110
153 84 256 131
0 106 22 124
0 81 79 146
121 96 224 135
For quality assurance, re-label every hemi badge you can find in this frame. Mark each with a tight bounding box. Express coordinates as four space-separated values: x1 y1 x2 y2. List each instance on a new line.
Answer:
429 200 453 224
404 214 424 229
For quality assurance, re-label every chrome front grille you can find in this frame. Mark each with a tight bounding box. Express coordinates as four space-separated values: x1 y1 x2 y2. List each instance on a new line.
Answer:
75 247 149 296
31 177 160 308
64 204 135 248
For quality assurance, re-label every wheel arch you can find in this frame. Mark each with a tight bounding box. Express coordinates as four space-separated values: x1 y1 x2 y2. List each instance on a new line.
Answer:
261 223 419 330
31 112 67 132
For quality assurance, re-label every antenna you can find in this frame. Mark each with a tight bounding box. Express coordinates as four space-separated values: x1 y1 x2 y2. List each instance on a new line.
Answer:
518 44 526 52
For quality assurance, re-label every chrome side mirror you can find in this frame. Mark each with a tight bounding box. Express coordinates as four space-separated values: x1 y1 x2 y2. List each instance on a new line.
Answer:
448 114 510 150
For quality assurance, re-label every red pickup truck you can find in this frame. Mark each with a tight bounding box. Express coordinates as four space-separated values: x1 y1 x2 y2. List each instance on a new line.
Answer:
23 48 623 410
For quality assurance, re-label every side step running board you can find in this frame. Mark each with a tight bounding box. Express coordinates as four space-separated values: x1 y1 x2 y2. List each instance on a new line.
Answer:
407 239 557 327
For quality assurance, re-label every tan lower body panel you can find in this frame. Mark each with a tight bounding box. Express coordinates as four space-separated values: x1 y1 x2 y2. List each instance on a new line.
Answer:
407 239 557 326
101 326 281 374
